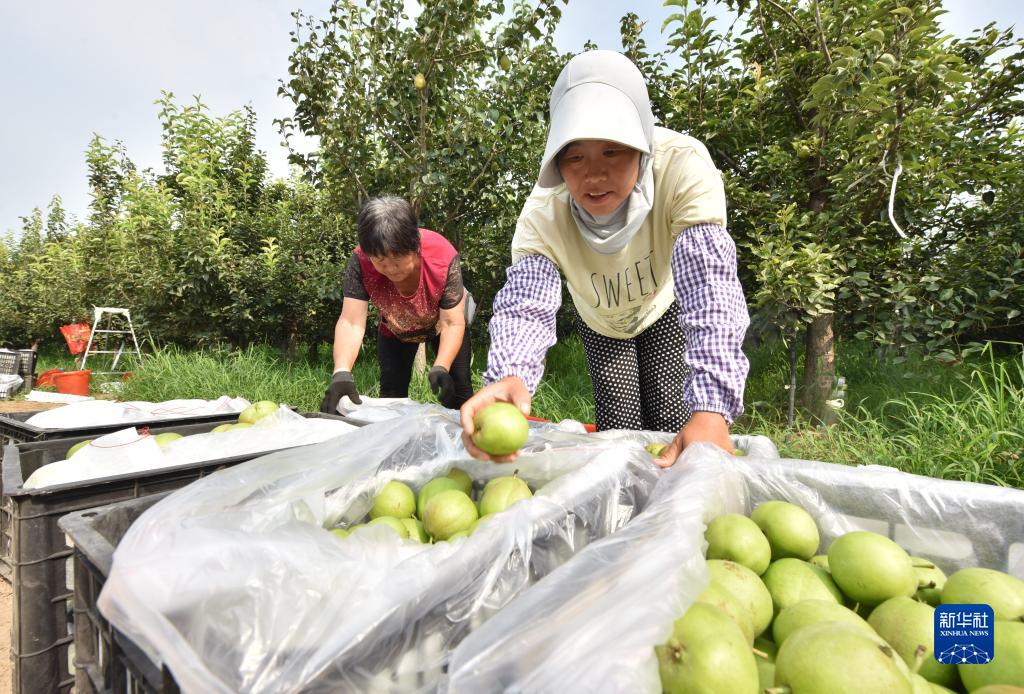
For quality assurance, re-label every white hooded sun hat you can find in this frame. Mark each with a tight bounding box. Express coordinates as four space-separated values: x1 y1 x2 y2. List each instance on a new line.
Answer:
537 50 655 188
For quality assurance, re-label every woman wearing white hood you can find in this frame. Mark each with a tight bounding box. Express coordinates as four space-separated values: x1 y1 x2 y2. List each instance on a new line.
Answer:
461 50 750 466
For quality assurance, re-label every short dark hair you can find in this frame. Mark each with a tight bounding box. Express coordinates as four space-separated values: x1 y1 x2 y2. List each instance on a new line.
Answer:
357 197 420 256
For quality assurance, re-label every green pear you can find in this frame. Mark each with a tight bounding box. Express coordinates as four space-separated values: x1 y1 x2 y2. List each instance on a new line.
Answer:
369 480 416 519
707 559 774 637
810 554 830 571
751 500 820 561
695 581 755 644
911 557 947 607
969 686 1024 694
329 527 350 540
445 467 473 496
867 596 960 689
66 439 92 459
773 622 913 694
828 531 917 606
211 423 234 433
471 402 529 457
423 489 478 541
417 477 461 519
367 516 410 539
910 674 934 694
153 432 182 448
772 599 872 647
942 568 1024 622
705 514 772 575
645 442 668 457
754 636 778 691
239 400 278 424
656 602 759 694
400 518 429 543
762 558 845 616
478 475 532 516
447 530 471 541
958 621 1024 690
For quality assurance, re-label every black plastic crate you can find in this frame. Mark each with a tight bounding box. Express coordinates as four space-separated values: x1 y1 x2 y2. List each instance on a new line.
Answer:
62 494 172 694
0 409 244 448
0 349 19 375
3 412 353 694
0 409 246 585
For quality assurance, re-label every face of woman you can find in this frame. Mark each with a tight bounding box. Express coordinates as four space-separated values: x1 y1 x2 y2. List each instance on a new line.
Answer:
557 140 642 216
366 252 420 286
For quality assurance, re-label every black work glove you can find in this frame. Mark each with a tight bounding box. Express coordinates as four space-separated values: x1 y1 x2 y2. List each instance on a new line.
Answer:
428 365 457 409
320 370 362 414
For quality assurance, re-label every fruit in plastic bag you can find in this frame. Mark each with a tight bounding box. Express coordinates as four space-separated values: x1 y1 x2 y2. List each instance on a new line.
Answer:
471 402 529 457
211 424 233 433
645 442 668 456
867 596 960 689
370 481 416 520
828 531 917 606
423 489 479 541
153 432 182 448
754 636 777 691
66 439 92 459
239 400 278 424
751 500 820 560
707 559 773 637
705 514 771 575
478 475 532 516
656 602 759 694
446 467 473 496
772 599 872 647
958 621 1024 691
762 558 845 615
417 477 461 519
941 568 1024 622
910 557 946 607
401 518 429 543
367 516 410 539
695 581 755 643
774 621 913 693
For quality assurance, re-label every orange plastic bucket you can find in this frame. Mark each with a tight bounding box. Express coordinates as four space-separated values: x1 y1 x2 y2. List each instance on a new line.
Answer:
52 369 92 396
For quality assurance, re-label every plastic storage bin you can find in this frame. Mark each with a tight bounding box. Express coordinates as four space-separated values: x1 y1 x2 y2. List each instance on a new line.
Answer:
3 411 353 694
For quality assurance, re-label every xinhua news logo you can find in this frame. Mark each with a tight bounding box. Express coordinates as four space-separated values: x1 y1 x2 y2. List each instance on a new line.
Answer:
934 604 994 665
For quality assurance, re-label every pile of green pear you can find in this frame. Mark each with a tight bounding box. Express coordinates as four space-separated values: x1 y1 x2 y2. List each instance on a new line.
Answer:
657 500 1024 693
327 468 534 544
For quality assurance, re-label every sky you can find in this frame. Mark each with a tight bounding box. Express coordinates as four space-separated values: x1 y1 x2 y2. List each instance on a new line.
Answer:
1 0 1022 235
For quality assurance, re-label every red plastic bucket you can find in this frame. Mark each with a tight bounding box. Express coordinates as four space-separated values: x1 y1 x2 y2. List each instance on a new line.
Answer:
52 370 92 396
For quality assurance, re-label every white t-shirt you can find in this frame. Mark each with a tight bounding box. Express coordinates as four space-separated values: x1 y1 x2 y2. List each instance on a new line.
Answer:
511 127 727 339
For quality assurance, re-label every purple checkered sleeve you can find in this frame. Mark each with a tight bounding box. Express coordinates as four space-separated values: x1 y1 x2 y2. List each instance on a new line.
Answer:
672 223 750 423
482 254 562 392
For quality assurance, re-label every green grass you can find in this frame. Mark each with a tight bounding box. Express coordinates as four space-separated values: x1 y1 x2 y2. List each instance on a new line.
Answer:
24 337 1023 488
736 342 1024 488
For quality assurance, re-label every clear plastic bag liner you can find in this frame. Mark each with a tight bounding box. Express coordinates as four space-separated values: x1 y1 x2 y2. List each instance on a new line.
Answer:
24 406 355 489
589 428 780 459
98 411 661 693
442 444 1024 693
24 395 249 428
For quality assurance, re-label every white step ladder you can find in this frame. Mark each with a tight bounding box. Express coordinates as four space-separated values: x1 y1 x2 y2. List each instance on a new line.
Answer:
78 307 143 375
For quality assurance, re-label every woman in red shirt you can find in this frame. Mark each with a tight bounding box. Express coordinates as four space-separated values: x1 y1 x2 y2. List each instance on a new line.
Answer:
320 197 473 412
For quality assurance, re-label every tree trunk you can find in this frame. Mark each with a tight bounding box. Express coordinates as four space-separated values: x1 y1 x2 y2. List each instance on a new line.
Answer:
800 313 837 425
